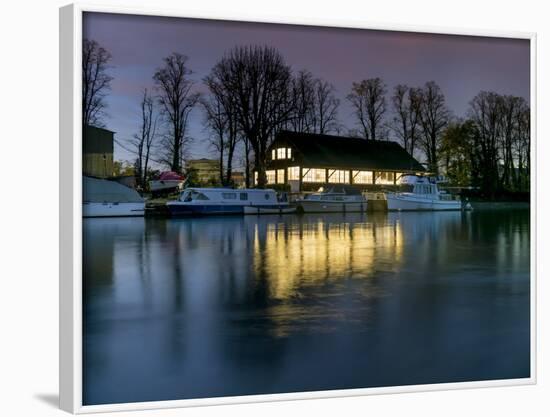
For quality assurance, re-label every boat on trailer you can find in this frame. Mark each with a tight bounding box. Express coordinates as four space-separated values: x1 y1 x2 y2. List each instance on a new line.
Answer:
385 175 469 211
166 188 291 216
296 186 368 213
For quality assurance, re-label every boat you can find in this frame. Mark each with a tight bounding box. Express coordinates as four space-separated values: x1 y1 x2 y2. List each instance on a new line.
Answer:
149 171 185 197
83 176 145 217
296 186 368 213
385 175 469 211
166 188 291 216
243 206 297 215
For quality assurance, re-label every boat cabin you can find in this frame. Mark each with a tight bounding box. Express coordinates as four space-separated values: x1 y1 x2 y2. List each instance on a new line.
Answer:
178 188 280 205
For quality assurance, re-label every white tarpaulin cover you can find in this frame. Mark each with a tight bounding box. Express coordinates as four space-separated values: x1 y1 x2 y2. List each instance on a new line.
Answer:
83 176 144 203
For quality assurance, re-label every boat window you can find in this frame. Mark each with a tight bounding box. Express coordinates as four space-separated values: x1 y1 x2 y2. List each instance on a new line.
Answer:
265 193 270 200
240 193 248 201
222 192 237 200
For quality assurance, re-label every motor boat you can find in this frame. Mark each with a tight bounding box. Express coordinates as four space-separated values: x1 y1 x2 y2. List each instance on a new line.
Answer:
166 188 291 216
149 171 185 197
385 175 469 211
296 186 367 213
83 176 145 217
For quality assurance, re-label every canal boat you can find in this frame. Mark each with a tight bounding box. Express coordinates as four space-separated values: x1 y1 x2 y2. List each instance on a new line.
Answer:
166 188 291 216
296 186 368 213
385 175 467 211
83 176 145 217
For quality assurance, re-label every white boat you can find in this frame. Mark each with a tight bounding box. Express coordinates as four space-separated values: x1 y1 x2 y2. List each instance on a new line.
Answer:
297 186 367 213
243 206 297 215
385 175 466 211
166 188 290 216
149 171 185 196
83 176 145 217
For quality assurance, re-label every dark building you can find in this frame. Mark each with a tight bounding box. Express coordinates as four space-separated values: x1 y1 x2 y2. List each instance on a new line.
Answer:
259 131 425 191
83 125 114 178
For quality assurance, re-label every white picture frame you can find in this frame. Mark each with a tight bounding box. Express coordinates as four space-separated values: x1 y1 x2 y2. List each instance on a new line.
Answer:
59 2 537 413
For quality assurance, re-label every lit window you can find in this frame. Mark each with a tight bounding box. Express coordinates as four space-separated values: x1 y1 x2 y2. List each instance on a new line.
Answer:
272 149 276 160
254 172 258 185
277 148 286 159
376 172 395 185
353 170 373 184
287 148 292 159
288 166 300 181
303 168 326 183
266 170 276 184
328 169 350 184
277 169 285 184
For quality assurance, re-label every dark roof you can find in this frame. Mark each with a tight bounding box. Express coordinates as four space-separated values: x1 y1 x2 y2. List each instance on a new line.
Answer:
273 131 425 172
83 125 114 154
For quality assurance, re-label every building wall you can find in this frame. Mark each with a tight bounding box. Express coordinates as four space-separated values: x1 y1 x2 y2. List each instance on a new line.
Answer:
83 153 114 179
187 159 220 184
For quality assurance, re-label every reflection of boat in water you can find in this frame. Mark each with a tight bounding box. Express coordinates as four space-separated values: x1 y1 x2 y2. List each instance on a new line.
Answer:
385 175 468 211
166 188 291 216
83 176 145 217
296 186 367 213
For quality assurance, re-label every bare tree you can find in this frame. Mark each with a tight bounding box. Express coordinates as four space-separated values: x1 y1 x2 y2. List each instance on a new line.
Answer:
418 81 450 174
313 79 340 134
390 84 422 156
153 53 200 173
347 77 387 140
205 45 295 187
201 92 239 186
82 39 113 127
288 70 316 133
131 89 158 191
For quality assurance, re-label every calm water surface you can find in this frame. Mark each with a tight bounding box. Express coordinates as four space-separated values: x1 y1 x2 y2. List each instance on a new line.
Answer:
83 210 530 405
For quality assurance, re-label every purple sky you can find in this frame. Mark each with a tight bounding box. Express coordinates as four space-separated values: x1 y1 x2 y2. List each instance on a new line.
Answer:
83 12 530 166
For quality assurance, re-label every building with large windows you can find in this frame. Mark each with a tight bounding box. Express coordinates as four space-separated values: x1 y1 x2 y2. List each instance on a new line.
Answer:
259 131 425 191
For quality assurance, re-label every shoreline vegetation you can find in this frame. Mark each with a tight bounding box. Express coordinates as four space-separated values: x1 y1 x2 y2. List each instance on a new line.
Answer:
82 38 530 200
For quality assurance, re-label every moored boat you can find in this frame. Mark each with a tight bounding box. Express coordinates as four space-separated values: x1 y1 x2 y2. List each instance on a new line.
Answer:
149 171 185 197
243 206 297 215
166 188 290 216
296 186 367 213
385 175 468 211
83 176 145 217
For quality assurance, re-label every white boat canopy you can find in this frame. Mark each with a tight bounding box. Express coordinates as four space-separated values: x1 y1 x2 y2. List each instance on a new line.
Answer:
83 176 144 203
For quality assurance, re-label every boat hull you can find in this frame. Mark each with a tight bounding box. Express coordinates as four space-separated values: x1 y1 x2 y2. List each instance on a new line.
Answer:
83 202 145 217
298 200 367 213
166 203 292 216
243 206 296 215
386 194 461 211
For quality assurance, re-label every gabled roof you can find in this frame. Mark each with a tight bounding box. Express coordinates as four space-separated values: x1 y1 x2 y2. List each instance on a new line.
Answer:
273 131 425 172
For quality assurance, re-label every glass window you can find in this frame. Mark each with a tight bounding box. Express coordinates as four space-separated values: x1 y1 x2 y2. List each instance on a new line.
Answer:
240 193 248 201
287 148 292 159
376 171 395 185
287 166 300 181
353 170 373 184
272 149 276 160
303 168 326 183
266 170 276 184
254 172 258 185
222 192 237 199
277 169 285 184
277 148 286 159
328 169 350 184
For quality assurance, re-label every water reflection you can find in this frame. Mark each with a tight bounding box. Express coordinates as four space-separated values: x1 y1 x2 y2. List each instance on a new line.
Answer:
83 210 530 405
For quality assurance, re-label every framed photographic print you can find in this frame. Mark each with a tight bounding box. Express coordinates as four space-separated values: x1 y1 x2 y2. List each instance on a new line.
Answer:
59 2 536 413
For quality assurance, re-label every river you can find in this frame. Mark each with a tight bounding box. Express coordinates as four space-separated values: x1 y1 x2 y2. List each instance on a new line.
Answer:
83 209 530 405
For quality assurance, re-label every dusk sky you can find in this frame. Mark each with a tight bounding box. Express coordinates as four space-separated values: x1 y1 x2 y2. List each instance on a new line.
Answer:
83 12 530 167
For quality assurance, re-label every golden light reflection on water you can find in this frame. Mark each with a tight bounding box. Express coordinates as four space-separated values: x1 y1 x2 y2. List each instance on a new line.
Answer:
253 219 404 301
251 218 404 337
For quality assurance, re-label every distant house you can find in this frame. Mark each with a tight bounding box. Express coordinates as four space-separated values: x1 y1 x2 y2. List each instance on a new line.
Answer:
187 158 220 184
83 125 114 178
259 131 425 191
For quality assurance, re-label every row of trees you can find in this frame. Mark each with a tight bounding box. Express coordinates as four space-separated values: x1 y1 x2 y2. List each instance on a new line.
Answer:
82 39 530 193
